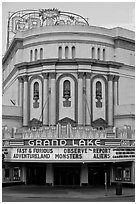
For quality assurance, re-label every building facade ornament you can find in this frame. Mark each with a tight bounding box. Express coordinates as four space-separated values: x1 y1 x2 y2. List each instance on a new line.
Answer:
49 72 56 79
107 74 114 81
114 75 120 82
78 72 84 79
85 72 91 79
42 73 49 79
22 75 29 82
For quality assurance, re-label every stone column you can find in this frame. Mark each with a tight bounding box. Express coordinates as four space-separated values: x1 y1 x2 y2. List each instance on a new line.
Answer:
23 76 29 127
85 73 91 126
50 73 56 125
18 77 23 107
94 47 97 60
131 161 135 184
46 164 54 186
21 166 26 184
107 75 114 127
42 73 49 126
100 47 103 61
80 163 88 186
78 73 83 125
114 76 120 106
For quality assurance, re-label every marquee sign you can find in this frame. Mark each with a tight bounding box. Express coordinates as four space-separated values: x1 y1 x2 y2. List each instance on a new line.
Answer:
3 138 135 147
4 147 135 162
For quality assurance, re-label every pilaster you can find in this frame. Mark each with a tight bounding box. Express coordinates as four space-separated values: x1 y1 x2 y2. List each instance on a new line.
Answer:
78 72 84 125
107 74 114 127
42 73 49 126
85 73 91 125
50 72 56 125
22 75 29 127
18 77 23 107
114 75 120 105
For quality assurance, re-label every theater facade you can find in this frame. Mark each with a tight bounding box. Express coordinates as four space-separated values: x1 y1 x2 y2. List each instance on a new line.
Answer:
2 9 135 186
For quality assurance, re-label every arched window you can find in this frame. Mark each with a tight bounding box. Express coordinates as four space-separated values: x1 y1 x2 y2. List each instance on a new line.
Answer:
103 48 106 61
63 80 71 107
35 49 38 61
97 48 100 60
40 48 43 60
96 81 102 108
58 46 62 59
72 46 75 59
33 82 39 108
30 50 33 62
33 82 39 101
65 46 69 59
91 47 95 59
63 80 71 99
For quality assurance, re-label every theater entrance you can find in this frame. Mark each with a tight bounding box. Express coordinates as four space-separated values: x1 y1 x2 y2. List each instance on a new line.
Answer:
54 164 80 185
27 166 46 185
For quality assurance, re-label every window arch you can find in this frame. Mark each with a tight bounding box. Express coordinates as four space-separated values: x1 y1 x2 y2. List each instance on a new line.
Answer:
63 80 71 99
40 48 43 60
65 46 69 59
58 46 62 59
33 82 39 101
63 80 71 107
103 48 106 61
30 50 33 62
35 49 38 61
91 47 95 59
96 81 102 108
97 48 100 60
72 46 75 59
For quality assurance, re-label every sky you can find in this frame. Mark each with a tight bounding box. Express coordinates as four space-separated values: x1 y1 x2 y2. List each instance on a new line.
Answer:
2 1 135 55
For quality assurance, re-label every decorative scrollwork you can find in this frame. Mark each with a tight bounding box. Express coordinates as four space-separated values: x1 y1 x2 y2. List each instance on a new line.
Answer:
7 8 89 48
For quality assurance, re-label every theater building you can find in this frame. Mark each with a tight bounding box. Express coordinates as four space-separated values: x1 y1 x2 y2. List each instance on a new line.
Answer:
2 9 135 186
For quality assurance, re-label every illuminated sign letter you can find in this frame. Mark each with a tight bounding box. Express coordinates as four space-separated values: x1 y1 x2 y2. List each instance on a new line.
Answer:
43 140 50 146
79 139 85 146
28 140 34 146
95 139 101 146
87 140 94 146
36 140 42 146
72 139 78 146
51 140 58 146
60 140 67 146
